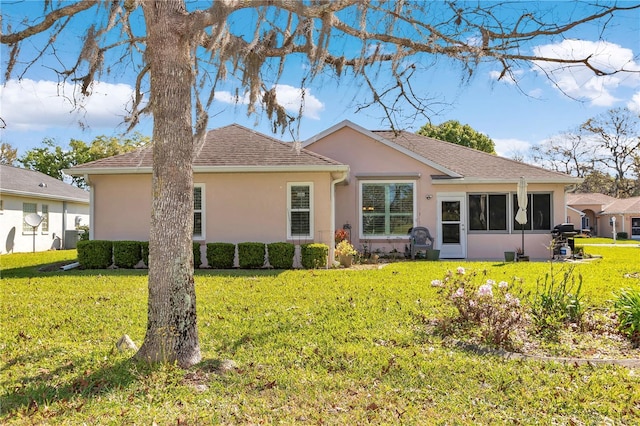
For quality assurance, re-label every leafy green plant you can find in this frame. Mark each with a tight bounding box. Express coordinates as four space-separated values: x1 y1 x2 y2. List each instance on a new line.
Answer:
207 242 236 269
431 267 526 347
113 241 142 268
266 242 295 269
77 240 113 269
193 242 202 268
613 288 640 346
335 239 357 257
531 265 584 336
300 243 328 269
237 242 265 269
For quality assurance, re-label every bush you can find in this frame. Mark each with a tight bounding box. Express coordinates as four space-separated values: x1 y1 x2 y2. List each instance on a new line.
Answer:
613 288 640 347
531 265 584 336
301 243 328 269
431 267 526 347
77 240 113 269
193 242 202 268
617 232 628 239
141 241 149 267
267 242 295 269
238 242 265 269
207 243 236 269
113 241 142 268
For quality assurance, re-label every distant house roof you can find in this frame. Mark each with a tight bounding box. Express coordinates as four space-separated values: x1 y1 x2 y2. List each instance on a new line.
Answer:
67 124 348 174
567 192 640 215
305 120 581 184
566 192 617 207
0 165 89 203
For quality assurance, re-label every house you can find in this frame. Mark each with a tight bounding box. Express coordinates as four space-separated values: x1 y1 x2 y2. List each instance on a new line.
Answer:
567 192 640 240
0 165 90 253
66 121 581 262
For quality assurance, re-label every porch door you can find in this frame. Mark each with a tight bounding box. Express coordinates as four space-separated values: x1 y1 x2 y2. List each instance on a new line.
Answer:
438 194 467 258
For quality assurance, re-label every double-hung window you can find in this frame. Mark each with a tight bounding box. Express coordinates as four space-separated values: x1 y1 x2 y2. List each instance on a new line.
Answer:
288 183 313 239
360 181 415 237
193 184 205 239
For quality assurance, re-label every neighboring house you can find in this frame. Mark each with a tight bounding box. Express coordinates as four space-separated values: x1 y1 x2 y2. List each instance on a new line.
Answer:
567 192 640 240
67 121 581 262
0 165 90 253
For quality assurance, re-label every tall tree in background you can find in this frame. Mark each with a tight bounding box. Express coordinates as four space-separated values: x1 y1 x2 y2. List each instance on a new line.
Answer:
2 1 638 367
580 107 640 197
18 134 149 189
417 120 496 154
530 130 594 177
0 142 18 165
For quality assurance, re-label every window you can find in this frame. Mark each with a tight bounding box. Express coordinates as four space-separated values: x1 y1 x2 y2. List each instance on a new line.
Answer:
22 202 37 232
41 204 49 232
468 194 507 231
361 181 414 237
193 184 205 239
513 193 552 231
288 183 313 238
632 218 640 237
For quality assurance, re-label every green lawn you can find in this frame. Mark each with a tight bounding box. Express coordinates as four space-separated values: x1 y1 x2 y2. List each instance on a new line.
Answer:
1 248 639 424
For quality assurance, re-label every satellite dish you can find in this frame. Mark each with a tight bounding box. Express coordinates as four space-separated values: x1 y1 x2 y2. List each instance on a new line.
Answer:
24 213 44 227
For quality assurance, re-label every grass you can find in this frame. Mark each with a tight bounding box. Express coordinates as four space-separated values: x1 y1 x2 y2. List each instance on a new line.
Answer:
1 248 639 424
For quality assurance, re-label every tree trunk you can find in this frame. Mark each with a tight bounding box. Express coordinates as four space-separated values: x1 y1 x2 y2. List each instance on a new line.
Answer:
135 0 201 368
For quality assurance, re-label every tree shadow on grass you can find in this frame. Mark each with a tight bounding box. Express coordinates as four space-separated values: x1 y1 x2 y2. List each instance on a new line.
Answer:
0 356 151 420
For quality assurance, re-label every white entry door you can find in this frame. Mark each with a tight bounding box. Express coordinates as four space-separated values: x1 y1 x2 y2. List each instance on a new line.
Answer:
437 194 467 258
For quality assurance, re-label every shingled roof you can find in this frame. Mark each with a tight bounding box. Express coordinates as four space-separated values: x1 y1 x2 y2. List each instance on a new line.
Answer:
568 192 640 214
68 124 346 173
305 120 580 184
1 165 89 203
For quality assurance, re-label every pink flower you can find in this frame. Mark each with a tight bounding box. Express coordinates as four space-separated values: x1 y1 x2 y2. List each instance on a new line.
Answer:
486 279 496 286
498 281 509 289
477 284 493 297
456 266 466 275
452 287 465 298
505 293 520 306
431 279 443 287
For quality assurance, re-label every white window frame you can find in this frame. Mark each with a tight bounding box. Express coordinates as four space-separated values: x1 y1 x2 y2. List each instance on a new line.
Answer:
359 180 416 239
287 182 314 240
193 184 205 240
22 202 37 233
41 204 49 233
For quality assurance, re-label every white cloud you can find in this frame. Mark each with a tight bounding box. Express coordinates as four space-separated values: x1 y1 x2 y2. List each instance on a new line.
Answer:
216 84 325 120
0 79 138 131
531 39 640 106
493 137 532 157
628 91 640 113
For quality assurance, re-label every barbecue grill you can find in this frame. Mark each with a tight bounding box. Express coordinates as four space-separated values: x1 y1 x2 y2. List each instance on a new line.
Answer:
551 223 577 256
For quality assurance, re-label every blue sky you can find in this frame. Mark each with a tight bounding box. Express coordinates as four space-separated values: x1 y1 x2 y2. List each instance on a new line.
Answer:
1 2 639 159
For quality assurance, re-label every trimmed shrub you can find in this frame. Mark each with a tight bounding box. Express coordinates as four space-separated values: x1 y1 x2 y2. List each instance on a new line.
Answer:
193 242 202 268
238 242 266 269
617 232 628 239
267 242 295 269
207 243 236 269
113 241 142 268
141 241 149 267
301 243 328 269
77 240 113 269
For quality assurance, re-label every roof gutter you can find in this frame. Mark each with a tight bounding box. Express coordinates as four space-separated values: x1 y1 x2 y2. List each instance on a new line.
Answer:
64 165 350 175
431 177 582 185
0 188 89 204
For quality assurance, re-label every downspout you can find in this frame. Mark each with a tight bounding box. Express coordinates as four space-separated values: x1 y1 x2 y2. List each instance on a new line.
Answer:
85 174 94 240
62 201 67 248
330 169 349 267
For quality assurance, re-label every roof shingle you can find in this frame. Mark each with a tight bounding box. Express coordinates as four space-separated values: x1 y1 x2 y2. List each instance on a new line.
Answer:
1 165 89 203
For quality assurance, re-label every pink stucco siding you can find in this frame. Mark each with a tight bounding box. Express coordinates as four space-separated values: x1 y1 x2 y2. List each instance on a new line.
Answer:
88 171 335 248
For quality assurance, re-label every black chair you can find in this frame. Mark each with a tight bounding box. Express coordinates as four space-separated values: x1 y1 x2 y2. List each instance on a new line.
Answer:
409 226 435 260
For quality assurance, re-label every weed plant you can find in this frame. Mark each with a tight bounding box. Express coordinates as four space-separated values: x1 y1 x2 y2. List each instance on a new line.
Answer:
614 288 640 346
